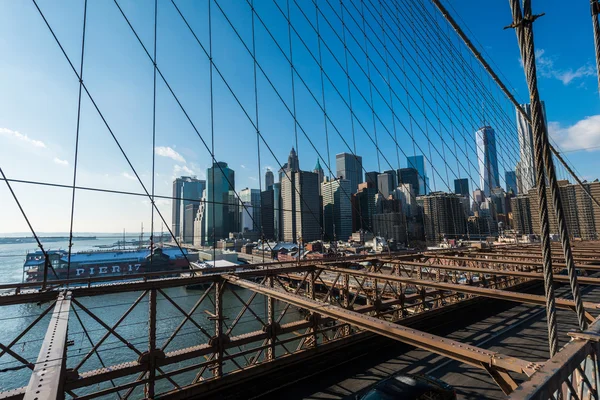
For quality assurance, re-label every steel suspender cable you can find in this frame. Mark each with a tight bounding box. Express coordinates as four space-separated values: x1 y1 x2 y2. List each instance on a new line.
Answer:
591 0 600 96
67 0 87 283
507 0 559 355
522 0 587 332
150 0 158 267
32 0 192 270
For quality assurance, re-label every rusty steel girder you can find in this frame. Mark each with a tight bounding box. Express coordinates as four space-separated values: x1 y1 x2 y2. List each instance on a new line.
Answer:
225 276 540 389
3 246 600 400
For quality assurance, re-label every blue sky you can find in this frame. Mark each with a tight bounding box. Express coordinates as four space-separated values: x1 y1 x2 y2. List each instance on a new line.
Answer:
0 0 598 233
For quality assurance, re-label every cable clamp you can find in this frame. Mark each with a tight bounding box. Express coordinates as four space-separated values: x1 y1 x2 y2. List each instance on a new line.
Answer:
504 13 545 30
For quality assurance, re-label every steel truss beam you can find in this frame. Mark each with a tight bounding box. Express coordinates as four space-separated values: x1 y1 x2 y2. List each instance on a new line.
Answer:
23 291 71 400
0 265 317 306
391 260 600 286
225 276 539 384
57 291 426 394
318 266 598 323
426 255 600 272
467 251 600 263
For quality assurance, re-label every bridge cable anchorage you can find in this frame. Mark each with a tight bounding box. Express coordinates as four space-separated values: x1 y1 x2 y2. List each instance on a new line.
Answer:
591 0 600 96
430 0 600 211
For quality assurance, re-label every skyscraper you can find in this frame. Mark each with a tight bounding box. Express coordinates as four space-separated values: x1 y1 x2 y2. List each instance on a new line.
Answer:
322 178 353 241
511 195 533 235
172 176 205 240
273 182 281 241
383 169 398 188
475 126 499 197
193 199 206 247
314 159 324 187
395 183 415 217
505 171 518 195
265 169 274 190
278 147 300 181
377 173 395 198
183 203 200 244
398 168 420 196
336 153 363 193
260 189 275 240
407 155 428 195
365 171 379 188
352 182 378 232
420 192 466 241
281 170 320 243
204 162 235 245
287 147 299 172
516 102 547 193
239 188 261 232
454 178 469 198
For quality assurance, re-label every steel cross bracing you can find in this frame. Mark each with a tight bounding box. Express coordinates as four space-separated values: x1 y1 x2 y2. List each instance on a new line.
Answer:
1 246 600 399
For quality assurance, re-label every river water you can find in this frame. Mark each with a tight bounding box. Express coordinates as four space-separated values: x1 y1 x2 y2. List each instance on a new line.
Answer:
0 235 298 397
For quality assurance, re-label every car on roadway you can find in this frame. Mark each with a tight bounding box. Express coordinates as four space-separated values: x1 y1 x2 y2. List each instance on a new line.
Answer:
359 373 456 400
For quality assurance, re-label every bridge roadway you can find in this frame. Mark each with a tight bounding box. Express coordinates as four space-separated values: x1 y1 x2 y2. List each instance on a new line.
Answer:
203 279 600 400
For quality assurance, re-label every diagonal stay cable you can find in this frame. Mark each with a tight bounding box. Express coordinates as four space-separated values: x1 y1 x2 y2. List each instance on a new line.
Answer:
0 166 58 286
66 0 88 284
31 0 192 271
277 0 494 231
166 0 328 246
172 0 373 240
430 0 600 209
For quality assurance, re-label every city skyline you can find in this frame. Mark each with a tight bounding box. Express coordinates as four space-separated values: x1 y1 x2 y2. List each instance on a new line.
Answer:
1 2 598 234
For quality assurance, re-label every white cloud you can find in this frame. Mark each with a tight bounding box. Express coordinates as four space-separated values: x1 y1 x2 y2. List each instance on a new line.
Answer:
53 157 69 166
248 176 257 181
0 127 46 148
240 164 247 169
155 146 186 163
173 164 195 178
529 49 596 86
121 172 136 180
548 115 600 152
